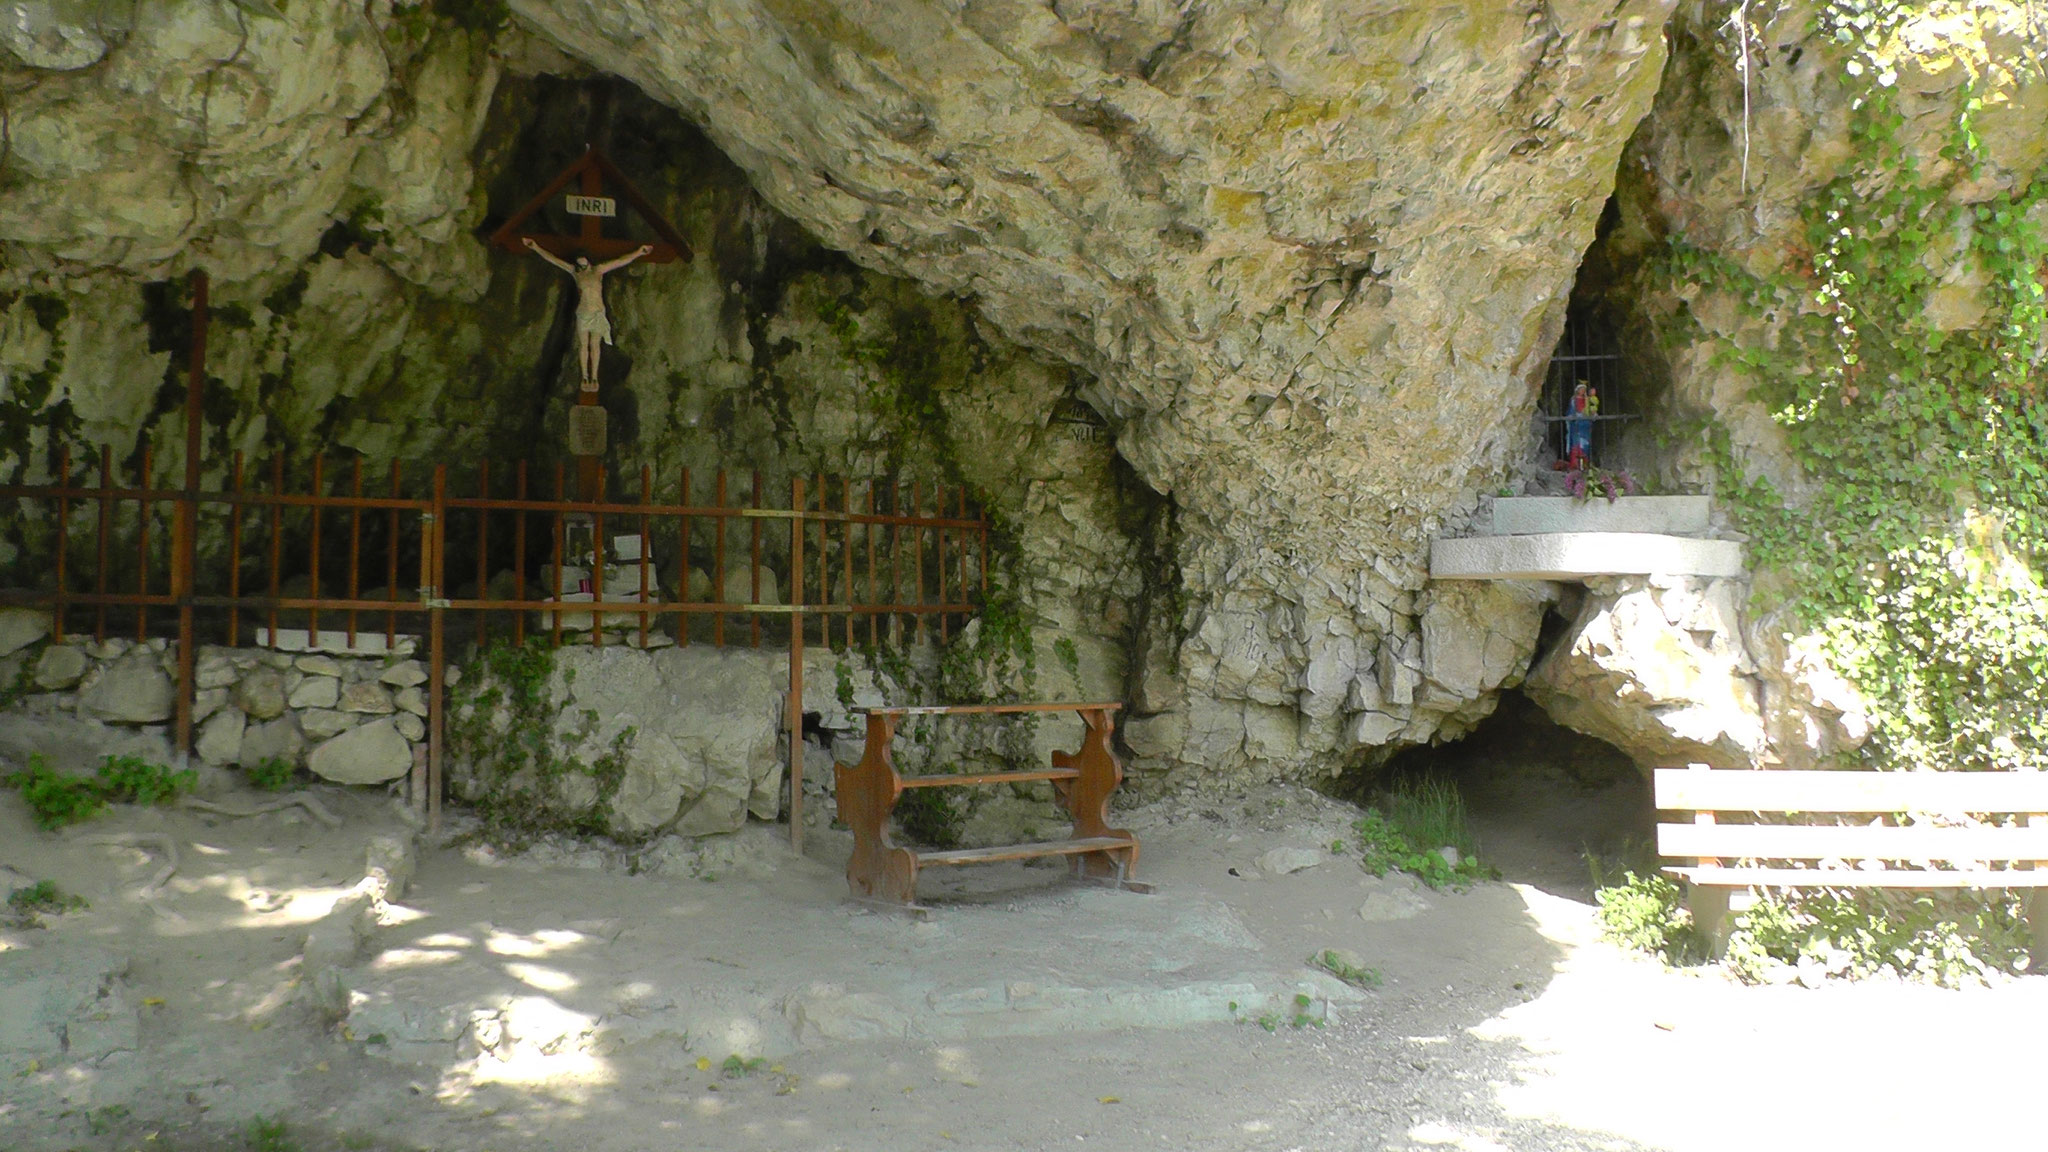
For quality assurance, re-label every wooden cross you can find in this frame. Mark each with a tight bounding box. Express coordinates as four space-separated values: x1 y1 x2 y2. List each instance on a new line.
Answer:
488 147 693 501
487 145 694 263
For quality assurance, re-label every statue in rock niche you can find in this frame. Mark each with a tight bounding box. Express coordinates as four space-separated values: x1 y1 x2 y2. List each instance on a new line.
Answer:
523 238 654 389
1565 381 1596 470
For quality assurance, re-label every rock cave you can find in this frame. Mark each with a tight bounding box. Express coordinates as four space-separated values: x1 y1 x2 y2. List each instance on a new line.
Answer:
3 2 2047 1148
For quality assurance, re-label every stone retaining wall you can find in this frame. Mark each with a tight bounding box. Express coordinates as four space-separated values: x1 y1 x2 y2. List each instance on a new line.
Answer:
0 607 430 786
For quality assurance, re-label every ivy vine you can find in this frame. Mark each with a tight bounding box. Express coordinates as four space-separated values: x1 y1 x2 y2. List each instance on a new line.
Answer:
1668 5 2048 773
445 640 638 845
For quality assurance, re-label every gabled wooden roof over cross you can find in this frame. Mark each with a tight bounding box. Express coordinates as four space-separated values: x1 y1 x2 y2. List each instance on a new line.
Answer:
487 145 694 263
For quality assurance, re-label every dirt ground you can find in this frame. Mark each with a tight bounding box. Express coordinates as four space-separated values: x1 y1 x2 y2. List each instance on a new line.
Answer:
4 740 2045 1152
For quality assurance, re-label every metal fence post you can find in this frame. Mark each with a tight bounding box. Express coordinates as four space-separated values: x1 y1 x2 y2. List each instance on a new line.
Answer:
172 271 207 759
428 464 447 831
789 474 805 854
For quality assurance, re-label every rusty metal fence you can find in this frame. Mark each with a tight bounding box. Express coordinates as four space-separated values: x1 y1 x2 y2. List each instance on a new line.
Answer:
0 446 988 841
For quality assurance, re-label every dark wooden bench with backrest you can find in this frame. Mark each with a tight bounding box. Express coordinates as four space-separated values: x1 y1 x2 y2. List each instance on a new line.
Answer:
834 702 1141 908
1655 763 2048 965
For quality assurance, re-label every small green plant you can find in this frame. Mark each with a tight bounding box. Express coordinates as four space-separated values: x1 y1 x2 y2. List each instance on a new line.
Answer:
85 1103 130 1136
1309 949 1382 989
245 1114 298 1152
1593 871 1703 965
1723 889 2029 989
6 879 88 927
245 756 296 792
894 786 964 849
4 754 107 830
721 1054 769 1078
96 754 196 806
1051 635 1082 685
1351 779 1490 890
5 753 195 830
833 659 857 711
1237 994 1326 1032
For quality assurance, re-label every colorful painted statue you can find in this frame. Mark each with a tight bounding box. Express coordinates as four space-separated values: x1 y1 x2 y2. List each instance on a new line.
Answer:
523 238 654 389
1565 382 1594 470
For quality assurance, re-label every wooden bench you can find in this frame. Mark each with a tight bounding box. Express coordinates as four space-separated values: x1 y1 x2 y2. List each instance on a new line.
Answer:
834 702 1144 909
1655 763 2048 964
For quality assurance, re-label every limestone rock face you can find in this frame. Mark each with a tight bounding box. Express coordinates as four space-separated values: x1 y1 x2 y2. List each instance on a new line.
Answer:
499 0 1677 780
1558 2 2047 772
0 3 499 289
1 1 111 71
1587 1 2048 502
5 0 1711 787
1524 576 1765 770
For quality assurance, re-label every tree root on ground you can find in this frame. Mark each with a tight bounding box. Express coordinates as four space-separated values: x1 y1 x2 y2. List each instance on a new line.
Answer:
70 832 183 922
178 791 343 829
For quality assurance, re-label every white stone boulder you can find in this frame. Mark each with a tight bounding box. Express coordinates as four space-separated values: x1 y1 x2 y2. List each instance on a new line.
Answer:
288 675 340 710
0 607 50 658
195 708 247 767
452 645 784 839
32 644 88 690
235 667 288 721
78 655 175 723
1524 576 1767 770
308 717 414 785
340 682 396 714
240 716 307 769
1257 846 1327 875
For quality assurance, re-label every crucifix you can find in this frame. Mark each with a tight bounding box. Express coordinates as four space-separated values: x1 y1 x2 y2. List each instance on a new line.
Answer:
522 238 654 389
488 146 693 499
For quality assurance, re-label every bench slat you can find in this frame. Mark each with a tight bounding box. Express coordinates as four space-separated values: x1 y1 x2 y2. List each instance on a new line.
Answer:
1668 866 2048 888
867 702 1123 716
900 768 1081 789
1659 821 2048 862
915 836 1131 867
1655 768 2048 814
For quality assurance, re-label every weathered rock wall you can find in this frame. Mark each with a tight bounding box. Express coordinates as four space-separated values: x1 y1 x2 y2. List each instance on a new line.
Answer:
1527 2 2047 774
1 7 1150 770
4 1 1804 789
499 0 1680 781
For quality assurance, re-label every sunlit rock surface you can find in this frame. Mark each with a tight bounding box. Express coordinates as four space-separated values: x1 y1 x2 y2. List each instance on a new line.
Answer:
43 2 2028 786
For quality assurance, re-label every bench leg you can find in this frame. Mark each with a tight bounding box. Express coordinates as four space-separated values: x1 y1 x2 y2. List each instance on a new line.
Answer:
837 714 919 905
1054 707 1138 879
2027 890 2048 974
1687 883 1733 959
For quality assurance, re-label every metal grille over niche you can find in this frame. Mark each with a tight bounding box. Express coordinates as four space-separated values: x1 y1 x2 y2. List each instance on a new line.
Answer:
1539 310 1633 465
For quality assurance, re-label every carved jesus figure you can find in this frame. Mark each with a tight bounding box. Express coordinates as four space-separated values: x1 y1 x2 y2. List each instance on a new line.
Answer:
523 238 654 387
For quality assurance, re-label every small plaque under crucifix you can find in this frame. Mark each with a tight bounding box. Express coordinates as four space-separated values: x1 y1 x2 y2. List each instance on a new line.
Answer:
567 405 608 456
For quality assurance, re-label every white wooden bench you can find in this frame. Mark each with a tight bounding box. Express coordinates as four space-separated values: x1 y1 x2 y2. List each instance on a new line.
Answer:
1655 763 2048 965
